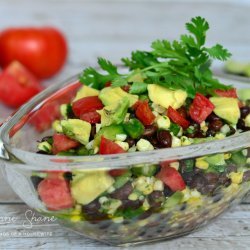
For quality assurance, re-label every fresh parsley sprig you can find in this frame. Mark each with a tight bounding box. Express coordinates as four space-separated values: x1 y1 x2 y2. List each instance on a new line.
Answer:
79 16 232 97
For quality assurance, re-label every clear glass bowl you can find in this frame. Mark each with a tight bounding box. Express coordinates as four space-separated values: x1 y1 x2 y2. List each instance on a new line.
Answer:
0 75 249 246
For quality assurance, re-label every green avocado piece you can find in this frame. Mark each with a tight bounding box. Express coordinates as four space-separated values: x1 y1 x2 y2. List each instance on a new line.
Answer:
73 85 99 102
61 119 91 145
99 87 138 107
205 154 225 166
237 89 250 101
209 97 240 125
98 97 130 127
94 124 125 147
225 60 250 77
71 171 114 205
148 84 187 109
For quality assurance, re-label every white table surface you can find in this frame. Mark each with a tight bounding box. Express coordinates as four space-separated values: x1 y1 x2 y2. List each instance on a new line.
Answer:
0 1 250 249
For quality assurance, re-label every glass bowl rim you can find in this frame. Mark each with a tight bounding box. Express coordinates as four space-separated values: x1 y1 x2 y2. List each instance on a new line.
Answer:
0 74 249 170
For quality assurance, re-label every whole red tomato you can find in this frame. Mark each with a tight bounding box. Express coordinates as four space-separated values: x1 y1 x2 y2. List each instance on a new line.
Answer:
0 27 68 79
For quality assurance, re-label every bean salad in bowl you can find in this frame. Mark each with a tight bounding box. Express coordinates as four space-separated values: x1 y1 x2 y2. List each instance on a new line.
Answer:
0 16 249 246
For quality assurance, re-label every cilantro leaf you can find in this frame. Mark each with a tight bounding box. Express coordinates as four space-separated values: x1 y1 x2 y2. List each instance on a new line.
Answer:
79 16 232 97
122 51 158 70
204 44 232 61
79 57 124 89
185 16 209 47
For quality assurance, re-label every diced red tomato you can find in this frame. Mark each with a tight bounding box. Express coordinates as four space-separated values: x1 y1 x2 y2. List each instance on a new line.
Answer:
105 82 112 87
80 111 101 124
72 96 104 117
167 106 190 129
189 93 215 124
109 169 128 177
37 178 73 211
99 136 126 155
156 164 186 192
0 61 42 108
29 82 81 132
135 100 156 126
121 85 130 93
52 133 80 154
214 88 238 98
29 102 60 132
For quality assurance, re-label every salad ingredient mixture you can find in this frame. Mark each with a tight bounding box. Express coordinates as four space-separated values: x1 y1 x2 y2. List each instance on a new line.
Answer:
0 27 68 79
33 17 250 241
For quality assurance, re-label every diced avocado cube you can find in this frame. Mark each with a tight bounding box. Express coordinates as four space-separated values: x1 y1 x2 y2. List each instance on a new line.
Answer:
61 119 91 145
148 84 187 109
52 120 63 133
205 154 225 166
94 124 125 147
71 171 114 205
99 87 138 107
123 118 144 139
237 89 250 101
60 104 73 119
209 97 240 125
37 141 52 153
73 85 99 102
225 60 250 77
98 97 130 127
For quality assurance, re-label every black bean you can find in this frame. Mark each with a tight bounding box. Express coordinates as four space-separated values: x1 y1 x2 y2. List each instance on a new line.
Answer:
209 120 223 132
206 129 216 137
163 186 174 197
143 125 157 137
237 118 246 130
157 130 172 148
90 124 96 140
228 126 236 135
82 199 101 217
206 113 221 122
194 131 205 138
36 150 49 155
31 176 43 189
148 191 165 209
243 171 250 182
181 172 195 185
218 173 229 185
240 106 250 119
204 173 219 184
125 137 135 147
177 106 187 119
189 174 207 193
226 164 238 174
148 136 159 147
110 182 133 200
120 199 143 210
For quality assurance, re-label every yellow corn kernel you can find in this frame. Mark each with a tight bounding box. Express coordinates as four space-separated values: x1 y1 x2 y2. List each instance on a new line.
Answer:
195 158 209 169
229 172 243 184
224 153 231 160
70 215 82 222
